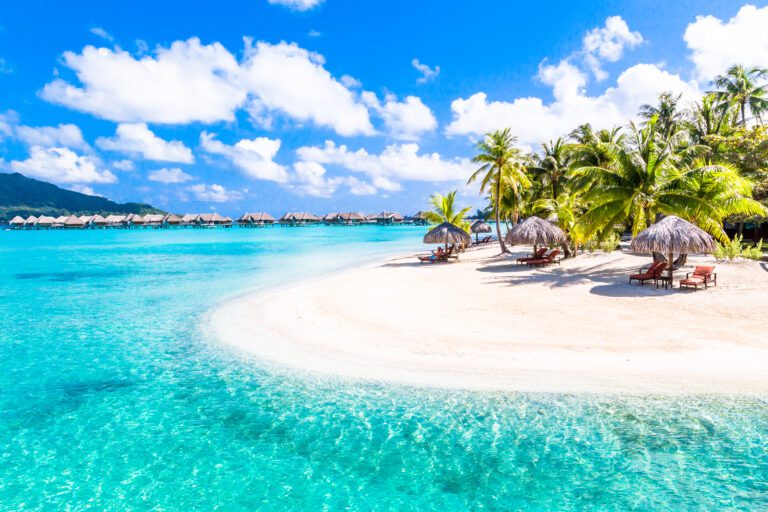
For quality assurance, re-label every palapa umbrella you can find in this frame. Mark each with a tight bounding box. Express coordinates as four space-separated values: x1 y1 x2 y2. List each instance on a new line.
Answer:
630 215 716 286
424 222 472 253
470 220 492 243
505 216 566 255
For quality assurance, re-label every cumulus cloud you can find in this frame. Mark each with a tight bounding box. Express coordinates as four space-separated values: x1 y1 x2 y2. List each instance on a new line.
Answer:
148 167 194 183
267 0 324 11
187 183 244 202
10 147 117 184
96 123 194 163
200 131 288 183
362 92 437 140
14 123 90 151
412 59 440 84
582 16 643 80
296 140 472 192
69 184 101 196
41 38 374 137
90 27 113 42
290 161 376 197
684 4 768 81
112 159 135 171
242 41 373 136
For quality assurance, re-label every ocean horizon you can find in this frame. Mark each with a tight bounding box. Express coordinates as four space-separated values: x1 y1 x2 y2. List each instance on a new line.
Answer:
1 228 766 510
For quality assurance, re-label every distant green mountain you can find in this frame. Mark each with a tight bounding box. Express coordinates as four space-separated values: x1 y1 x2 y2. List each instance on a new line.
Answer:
0 172 164 221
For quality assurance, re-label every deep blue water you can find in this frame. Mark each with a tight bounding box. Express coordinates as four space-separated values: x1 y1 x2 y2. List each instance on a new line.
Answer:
1 227 766 510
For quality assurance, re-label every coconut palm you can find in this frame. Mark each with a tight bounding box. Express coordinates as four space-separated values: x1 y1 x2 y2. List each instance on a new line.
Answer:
573 115 760 241
469 128 529 253
639 91 684 140
529 138 574 199
424 191 471 232
684 93 735 163
710 65 768 126
532 192 581 257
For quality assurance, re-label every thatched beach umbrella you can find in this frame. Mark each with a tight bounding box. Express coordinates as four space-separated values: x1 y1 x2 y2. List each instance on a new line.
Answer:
505 217 566 250
470 220 492 243
424 222 471 252
630 215 716 286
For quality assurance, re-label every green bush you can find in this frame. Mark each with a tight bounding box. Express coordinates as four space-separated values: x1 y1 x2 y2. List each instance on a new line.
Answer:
599 232 621 253
714 234 765 261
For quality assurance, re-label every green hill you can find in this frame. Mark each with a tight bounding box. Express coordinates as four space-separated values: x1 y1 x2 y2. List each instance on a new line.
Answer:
0 172 164 221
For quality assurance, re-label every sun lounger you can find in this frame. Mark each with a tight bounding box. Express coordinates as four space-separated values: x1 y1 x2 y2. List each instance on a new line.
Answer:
526 249 561 267
628 261 666 286
418 246 457 263
516 247 548 265
679 265 717 290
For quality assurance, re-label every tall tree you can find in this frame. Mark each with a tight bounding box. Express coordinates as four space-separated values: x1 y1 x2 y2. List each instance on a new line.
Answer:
639 91 684 140
469 128 528 253
710 65 768 126
530 138 573 199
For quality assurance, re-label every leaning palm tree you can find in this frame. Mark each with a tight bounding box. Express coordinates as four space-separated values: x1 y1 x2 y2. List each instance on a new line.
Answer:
424 191 471 232
469 128 528 253
573 115 760 242
710 65 768 126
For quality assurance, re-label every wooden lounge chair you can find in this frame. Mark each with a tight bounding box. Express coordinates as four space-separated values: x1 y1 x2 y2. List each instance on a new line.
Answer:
526 249 561 267
629 261 666 286
516 247 548 265
418 246 457 263
679 266 717 290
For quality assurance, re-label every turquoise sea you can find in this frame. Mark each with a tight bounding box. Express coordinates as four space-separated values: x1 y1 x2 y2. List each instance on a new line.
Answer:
1 227 767 510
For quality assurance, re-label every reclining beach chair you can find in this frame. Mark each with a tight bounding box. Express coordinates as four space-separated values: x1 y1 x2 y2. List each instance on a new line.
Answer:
628 261 666 286
526 249 561 267
516 247 547 265
679 265 717 290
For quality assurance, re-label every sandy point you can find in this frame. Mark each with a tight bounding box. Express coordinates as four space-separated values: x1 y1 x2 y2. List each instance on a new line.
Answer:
209 243 768 395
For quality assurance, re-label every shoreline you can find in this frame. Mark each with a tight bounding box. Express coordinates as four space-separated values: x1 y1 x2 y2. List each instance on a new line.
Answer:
209 244 768 395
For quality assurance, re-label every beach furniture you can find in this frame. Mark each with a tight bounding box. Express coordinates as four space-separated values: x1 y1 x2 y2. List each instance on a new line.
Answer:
419 247 446 263
628 261 666 286
679 266 717 290
526 249 561 267
516 247 548 265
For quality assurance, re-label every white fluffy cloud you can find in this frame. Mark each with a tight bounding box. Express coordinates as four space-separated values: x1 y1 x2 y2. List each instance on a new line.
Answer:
42 38 374 137
296 140 472 191
96 123 194 163
148 167 194 183
112 159 135 171
42 39 245 124
267 0 324 11
412 59 440 84
187 183 243 202
362 92 437 140
69 184 101 196
200 132 288 183
242 41 373 136
290 161 376 197
684 4 768 81
11 147 117 184
14 123 90 151
582 16 643 80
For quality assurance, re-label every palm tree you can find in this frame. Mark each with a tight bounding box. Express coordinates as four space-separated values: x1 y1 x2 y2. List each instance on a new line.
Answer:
532 192 581 257
710 65 768 126
469 128 528 253
684 93 734 164
573 115 760 242
424 191 471 231
529 138 573 199
639 91 684 140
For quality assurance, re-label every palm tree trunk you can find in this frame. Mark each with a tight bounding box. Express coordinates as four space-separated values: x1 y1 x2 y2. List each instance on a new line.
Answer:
741 101 747 126
495 177 508 253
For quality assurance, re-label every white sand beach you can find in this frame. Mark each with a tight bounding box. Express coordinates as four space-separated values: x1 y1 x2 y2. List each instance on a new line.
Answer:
210 244 768 394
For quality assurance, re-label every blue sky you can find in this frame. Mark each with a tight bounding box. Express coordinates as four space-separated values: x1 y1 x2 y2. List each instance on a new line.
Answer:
1 0 767 216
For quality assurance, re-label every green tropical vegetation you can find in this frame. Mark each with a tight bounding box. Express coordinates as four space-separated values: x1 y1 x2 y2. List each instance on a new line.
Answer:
461 64 768 259
424 191 472 232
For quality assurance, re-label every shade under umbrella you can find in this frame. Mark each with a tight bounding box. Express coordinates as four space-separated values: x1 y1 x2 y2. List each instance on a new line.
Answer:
505 216 566 246
470 220 492 243
424 222 471 252
630 215 716 286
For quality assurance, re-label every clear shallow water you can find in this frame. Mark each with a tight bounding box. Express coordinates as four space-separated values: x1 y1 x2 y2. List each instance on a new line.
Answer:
1 227 766 511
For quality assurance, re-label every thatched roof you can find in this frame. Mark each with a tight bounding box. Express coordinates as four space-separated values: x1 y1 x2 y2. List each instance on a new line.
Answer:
630 216 716 254
24 216 39 225
163 213 182 223
9 216 25 225
471 220 492 234
505 217 566 246
64 215 84 226
36 216 56 226
323 212 339 221
55 216 68 223
238 212 274 223
412 211 429 220
181 214 198 223
423 222 471 245
143 214 164 223
105 214 126 223
91 214 108 225
339 212 365 221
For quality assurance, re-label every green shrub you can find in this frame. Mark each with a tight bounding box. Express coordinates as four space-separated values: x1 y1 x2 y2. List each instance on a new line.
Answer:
714 234 765 261
742 239 765 260
599 232 621 253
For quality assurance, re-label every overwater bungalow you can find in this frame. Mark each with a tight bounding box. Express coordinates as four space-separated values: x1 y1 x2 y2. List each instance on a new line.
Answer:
338 212 366 225
197 213 230 226
280 212 321 226
371 211 404 225
238 213 275 227
163 213 182 227
36 216 56 228
126 213 145 227
9 216 25 228
180 213 198 226
91 214 108 228
407 211 429 226
63 215 85 228
323 212 340 224
104 214 126 227
143 214 164 228
24 215 39 228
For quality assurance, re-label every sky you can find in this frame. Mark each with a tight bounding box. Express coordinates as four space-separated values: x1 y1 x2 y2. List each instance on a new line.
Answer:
1 0 768 216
